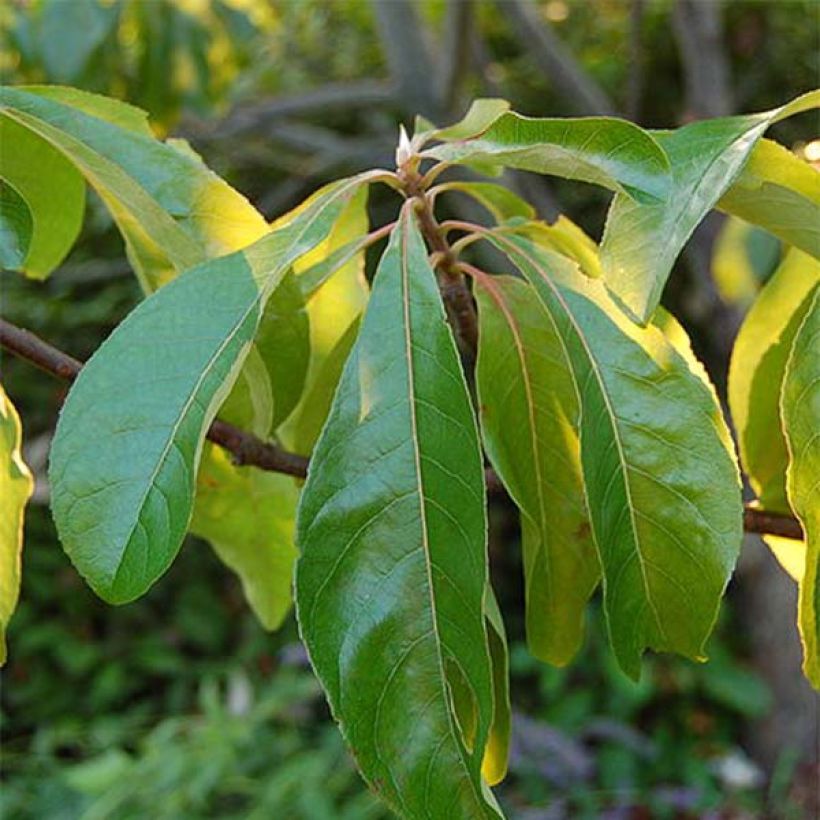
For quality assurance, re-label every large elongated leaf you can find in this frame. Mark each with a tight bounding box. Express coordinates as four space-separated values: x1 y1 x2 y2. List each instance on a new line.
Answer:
782 288 820 688
425 113 670 201
728 249 820 512
0 385 34 665
718 139 820 260
296 211 499 817
190 444 298 630
0 85 268 288
49 174 376 603
0 115 84 279
474 273 597 665
486 231 743 679
602 90 820 324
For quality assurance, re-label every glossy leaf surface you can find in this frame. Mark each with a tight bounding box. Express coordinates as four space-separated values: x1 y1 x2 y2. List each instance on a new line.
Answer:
0 385 34 665
425 113 670 200
190 444 298 630
782 288 820 688
728 249 820 512
49 175 371 603
487 231 743 678
475 273 597 665
296 212 499 817
602 90 820 323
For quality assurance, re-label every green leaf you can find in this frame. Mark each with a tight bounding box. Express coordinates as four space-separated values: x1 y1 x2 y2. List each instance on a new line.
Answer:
425 113 671 201
482 588 511 787
49 174 375 603
0 114 85 279
0 86 269 290
433 181 536 224
514 216 603 279
728 249 820 512
0 384 34 665
602 90 820 324
0 182 32 270
190 444 298 630
282 317 360 458
719 139 820 260
486 231 743 679
474 273 597 665
295 211 499 817
421 98 511 144
782 287 820 688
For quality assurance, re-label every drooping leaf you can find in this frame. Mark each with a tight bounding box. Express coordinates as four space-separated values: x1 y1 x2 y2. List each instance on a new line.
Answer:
190 444 298 630
482 588 511 787
782 287 820 688
295 211 499 817
425 113 671 201
602 90 820 324
474 273 597 665
486 231 743 679
718 139 820 260
728 249 820 512
0 384 34 665
0 85 269 290
0 115 85 279
49 173 378 603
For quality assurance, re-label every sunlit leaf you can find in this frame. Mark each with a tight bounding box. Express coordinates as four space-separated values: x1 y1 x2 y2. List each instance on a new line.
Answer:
434 181 535 223
782 287 820 688
482 587 511 787
486 231 743 679
514 216 603 279
728 249 820 512
425 113 671 201
0 384 34 665
190 444 298 630
419 98 511 144
475 273 597 665
296 212 500 816
719 139 820 260
49 174 377 603
0 115 84 279
602 90 820 324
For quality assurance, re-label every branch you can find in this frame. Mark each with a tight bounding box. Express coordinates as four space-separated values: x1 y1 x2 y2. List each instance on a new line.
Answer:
0 319 309 480
0 319 805 541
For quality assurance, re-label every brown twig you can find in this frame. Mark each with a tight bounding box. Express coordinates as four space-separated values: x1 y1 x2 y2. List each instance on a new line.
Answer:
0 319 805 540
0 318 309 479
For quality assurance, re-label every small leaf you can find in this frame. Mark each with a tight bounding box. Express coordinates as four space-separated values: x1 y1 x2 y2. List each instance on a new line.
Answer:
719 139 820 260
728 249 820 512
487 231 743 679
0 384 34 665
475 273 598 665
296 212 499 816
49 174 375 603
0 115 85 279
190 444 298 630
425 113 671 201
433 181 535 223
782 287 820 688
602 90 820 324
426 98 511 143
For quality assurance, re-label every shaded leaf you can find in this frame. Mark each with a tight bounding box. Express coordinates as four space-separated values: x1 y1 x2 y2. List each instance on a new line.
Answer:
474 273 597 665
728 249 820 512
482 588 511 787
486 231 743 679
296 211 499 817
49 174 376 603
190 444 298 631
0 384 34 665
602 90 820 323
514 217 603 279
782 287 820 688
425 113 671 201
434 181 535 223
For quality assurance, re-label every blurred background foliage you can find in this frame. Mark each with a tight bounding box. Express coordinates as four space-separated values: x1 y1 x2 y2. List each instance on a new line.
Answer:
1 1 818 817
